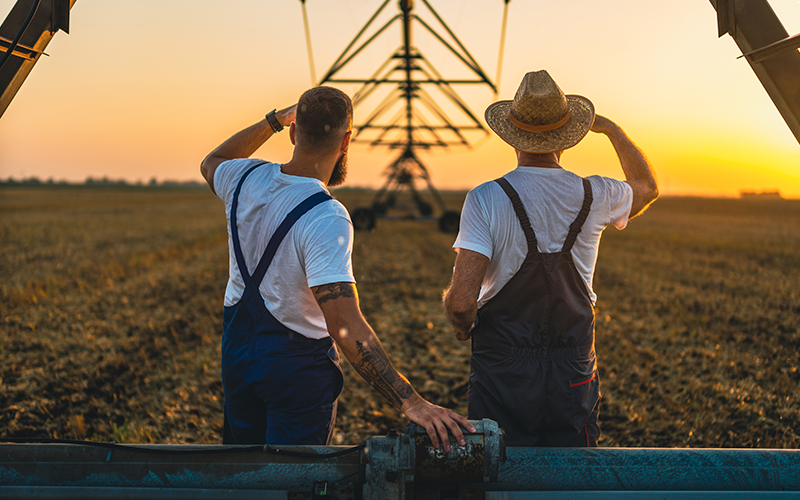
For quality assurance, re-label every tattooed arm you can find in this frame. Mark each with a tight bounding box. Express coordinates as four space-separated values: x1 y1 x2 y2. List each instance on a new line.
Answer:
312 282 475 451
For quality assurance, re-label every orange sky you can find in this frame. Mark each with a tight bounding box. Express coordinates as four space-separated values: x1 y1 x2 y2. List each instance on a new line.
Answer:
1 0 798 197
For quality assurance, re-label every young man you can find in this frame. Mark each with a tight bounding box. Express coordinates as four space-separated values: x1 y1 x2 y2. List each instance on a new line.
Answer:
443 70 658 446
201 86 473 448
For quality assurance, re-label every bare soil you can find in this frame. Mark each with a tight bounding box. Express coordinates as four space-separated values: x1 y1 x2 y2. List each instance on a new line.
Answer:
1 186 798 447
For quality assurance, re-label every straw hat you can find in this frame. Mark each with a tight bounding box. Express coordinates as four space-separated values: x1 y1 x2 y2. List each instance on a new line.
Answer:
485 70 595 153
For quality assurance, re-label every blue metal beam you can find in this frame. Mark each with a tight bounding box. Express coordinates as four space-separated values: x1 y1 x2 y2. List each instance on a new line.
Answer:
491 447 800 492
3 433 800 498
485 493 800 499
0 444 361 491
0 486 287 499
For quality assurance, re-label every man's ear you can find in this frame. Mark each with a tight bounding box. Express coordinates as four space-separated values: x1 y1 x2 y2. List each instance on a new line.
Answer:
341 130 352 153
289 121 297 146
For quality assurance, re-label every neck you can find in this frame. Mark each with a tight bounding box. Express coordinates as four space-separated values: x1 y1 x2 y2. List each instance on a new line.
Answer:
516 151 562 169
281 150 337 185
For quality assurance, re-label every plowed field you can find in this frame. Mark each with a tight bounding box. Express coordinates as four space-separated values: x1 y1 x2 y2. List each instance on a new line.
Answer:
1 186 798 447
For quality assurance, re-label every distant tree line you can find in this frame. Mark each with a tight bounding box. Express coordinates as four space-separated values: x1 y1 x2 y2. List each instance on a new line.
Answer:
739 190 782 199
0 176 206 188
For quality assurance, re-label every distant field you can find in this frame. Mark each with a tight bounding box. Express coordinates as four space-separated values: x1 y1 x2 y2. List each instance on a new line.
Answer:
1 186 798 447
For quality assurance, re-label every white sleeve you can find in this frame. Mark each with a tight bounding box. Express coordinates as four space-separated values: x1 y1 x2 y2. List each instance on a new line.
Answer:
453 187 493 259
591 176 633 230
213 158 263 204
301 206 355 288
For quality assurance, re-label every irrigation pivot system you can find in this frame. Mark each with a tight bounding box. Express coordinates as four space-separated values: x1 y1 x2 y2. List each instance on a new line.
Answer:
302 0 511 233
2 2 800 498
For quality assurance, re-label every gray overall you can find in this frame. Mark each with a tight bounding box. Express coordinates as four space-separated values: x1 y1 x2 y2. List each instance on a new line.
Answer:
468 177 600 447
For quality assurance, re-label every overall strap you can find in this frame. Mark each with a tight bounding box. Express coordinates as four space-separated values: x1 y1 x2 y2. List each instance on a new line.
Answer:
494 178 538 253
230 161 270 283
248 191 332 288
561 178 594 253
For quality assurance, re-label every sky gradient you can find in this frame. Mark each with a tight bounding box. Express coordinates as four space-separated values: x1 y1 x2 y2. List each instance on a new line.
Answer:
1 0 799 197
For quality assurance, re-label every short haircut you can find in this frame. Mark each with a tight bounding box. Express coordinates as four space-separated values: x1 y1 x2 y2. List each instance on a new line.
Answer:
295 86 353 155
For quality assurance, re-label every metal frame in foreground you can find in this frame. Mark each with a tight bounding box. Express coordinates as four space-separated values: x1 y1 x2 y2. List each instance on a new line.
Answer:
2 419 800 499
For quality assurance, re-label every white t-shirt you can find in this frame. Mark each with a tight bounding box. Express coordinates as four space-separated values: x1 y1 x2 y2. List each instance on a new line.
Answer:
453 166 633 306
214 158 355 339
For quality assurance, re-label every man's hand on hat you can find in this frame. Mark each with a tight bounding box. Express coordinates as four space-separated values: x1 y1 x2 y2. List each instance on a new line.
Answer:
590 114 618 136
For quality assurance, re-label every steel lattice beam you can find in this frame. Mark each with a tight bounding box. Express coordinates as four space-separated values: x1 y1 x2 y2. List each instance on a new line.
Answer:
0 0 76 118
711 0 800 144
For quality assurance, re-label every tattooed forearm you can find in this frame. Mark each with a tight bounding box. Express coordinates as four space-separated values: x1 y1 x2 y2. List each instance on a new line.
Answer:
313 282 415 408
352 340 415 409
313 282 356 305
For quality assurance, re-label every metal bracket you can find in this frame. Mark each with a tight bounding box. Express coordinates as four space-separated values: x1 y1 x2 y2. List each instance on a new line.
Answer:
363 419 505 500
288 475 358 500
740 32 800 64
0 36 41 61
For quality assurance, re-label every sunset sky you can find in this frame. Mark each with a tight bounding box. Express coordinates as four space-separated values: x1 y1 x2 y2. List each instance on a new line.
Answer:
1 0 798 197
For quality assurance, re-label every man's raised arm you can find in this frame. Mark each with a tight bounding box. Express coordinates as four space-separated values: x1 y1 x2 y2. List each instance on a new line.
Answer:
590 115 659 218
200 105 297 194
311 282 476 451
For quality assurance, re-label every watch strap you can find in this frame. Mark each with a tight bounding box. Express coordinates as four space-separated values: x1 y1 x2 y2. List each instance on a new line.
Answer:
265 109 283 133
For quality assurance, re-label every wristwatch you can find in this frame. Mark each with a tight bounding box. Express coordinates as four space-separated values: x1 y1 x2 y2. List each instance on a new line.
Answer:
265 109 283 133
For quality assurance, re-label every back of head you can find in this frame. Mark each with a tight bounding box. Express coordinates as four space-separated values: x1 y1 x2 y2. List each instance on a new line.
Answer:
295 86 353 155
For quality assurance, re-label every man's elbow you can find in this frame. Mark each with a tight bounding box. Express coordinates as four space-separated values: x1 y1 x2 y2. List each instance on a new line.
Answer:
647 180 659 205
628 174 659 216
200 157 218 194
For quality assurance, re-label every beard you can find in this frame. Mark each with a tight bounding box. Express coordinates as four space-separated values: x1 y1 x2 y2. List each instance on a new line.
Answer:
327 151 348 187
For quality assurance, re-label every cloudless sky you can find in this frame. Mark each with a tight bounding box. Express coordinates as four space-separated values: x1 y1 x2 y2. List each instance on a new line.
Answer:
0 0 798 197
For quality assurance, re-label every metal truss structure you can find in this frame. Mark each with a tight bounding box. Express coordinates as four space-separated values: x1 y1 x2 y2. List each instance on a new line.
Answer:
310 0 510 232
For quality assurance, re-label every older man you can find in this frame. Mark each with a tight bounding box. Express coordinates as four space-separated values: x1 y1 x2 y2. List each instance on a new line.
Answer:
443 71 658 446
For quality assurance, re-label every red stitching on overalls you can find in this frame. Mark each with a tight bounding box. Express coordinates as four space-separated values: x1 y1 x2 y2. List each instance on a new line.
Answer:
569 372 596 387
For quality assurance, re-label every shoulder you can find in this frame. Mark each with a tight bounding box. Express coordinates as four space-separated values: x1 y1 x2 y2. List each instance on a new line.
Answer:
465 179 507 210
214 159 277 202
297 197 352 241
471 178 505 197
295 196 355 285
325 197 351 220
586 175 633 228
586 175 633 202
307 196 351 224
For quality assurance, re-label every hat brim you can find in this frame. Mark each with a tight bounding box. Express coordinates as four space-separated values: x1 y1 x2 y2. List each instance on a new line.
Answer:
485 95 595 153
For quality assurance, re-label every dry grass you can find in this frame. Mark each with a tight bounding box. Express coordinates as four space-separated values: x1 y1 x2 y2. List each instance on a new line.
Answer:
1 186 798 447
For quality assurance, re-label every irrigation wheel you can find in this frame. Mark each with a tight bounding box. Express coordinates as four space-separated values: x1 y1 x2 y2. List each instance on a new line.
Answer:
352 207 376 231
439 211 460 234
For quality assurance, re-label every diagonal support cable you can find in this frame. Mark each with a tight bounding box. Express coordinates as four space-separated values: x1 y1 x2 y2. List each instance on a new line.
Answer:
300 0 317 85
495 0 511 96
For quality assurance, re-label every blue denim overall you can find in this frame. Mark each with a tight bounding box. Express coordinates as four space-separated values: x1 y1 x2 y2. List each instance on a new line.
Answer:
221 162 344 445
468 177 600 447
